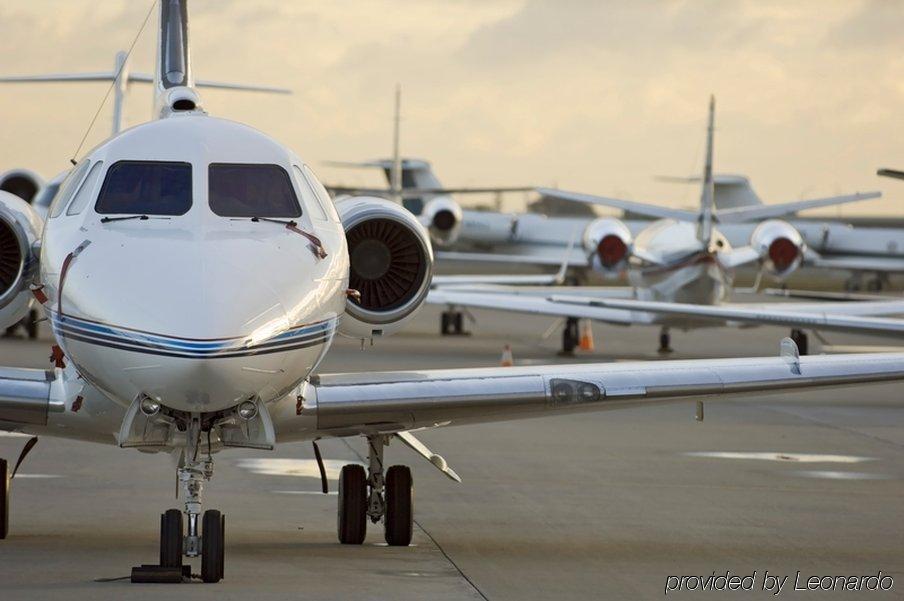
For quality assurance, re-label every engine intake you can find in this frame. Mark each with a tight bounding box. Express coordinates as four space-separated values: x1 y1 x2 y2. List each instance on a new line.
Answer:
0 192 42 329
582 218 632 277
419 196 462 247
750 219 804 278
337 196 433 338
0 169 44 204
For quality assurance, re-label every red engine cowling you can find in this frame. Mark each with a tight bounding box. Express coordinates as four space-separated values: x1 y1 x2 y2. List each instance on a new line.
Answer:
750 219 805 278
582 218 632 278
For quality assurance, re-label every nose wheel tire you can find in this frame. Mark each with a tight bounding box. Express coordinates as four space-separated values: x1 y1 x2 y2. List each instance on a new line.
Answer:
159 508 183 568
201 509 225 583
338 464 367 544
1 458 9 539
384 465 413 546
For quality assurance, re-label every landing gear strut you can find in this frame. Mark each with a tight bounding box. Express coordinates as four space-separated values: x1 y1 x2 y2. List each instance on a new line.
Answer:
560 317 579 356
337 435 413 546
150 418 225 583
440 306 468 336
790 329 809 355
658 327 673 354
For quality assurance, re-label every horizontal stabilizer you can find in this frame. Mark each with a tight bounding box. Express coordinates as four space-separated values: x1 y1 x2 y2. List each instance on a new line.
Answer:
716 191 881 223
537 188 697 221
0 71 290 94
878 168 904 181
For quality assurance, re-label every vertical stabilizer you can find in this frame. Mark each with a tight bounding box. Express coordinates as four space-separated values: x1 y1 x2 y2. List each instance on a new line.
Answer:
390 85 403 204
697 96 715 246
154 0 202 118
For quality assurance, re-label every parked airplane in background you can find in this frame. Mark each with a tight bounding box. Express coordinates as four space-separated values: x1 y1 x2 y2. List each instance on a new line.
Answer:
429 98 904 354
324 87 534 248
3 0 904 585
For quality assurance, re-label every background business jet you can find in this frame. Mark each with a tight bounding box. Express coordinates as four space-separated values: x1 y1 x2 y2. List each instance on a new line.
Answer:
428 99 904 354
2 0 904 584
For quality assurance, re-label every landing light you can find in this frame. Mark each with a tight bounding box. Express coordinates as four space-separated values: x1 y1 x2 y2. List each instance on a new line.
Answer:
238 400 258 420
140 396 161 416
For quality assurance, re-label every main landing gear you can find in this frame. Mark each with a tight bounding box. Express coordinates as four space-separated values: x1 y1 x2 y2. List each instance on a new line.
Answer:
790 329 809 355
338 435 413 546
0 436 38 540
560 317 579 356
658 327 673 354
440 306 469 336
150 419 225 583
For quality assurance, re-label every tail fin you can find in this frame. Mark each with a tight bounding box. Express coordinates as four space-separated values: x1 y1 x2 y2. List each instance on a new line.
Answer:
697 95 716 246
0 4 287 136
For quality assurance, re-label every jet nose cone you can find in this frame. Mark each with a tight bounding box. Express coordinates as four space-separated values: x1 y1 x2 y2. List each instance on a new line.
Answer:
56 232 340 413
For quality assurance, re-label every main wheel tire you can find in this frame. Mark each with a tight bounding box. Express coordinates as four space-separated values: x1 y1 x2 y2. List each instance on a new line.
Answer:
0 458 9 539
791 329 809 355
201 509 225 583
384 465 413 546
453 312 464 334
159 509 183 568
337 464 367 544
561 319 578 355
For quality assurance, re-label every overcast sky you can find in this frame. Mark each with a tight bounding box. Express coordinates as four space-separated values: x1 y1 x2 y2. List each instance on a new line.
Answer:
0 0 902 215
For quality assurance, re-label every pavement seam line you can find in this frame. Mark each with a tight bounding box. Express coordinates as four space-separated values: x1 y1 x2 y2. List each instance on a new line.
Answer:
340 438 490 601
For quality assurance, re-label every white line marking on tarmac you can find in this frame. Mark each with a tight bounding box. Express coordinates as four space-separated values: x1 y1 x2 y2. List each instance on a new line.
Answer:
13 474 61 479
236 458 362 479
0 432 31 437
795 470 893 481
684 452 876 463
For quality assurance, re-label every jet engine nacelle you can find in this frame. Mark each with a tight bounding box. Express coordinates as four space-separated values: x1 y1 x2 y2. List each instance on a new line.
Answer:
419 196 462 247
0 169 44 204
0 191 43 329
336 196 434 338
582 218 632 278
750 219 805 278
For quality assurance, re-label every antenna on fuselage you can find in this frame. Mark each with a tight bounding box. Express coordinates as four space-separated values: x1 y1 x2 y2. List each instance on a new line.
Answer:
390 84 403 205
696 95 716 247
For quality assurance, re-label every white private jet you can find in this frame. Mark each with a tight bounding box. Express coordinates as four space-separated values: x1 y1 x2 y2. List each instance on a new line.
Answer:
429 99 904 354
4 0 904 585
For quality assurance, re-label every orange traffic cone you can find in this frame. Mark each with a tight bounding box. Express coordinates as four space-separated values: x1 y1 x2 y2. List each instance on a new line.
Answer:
579 319 595 352
500 344 514 367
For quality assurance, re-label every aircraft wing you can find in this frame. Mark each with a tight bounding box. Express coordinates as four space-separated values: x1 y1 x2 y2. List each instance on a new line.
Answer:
716 191 882 223
325 186 532 198
427 288 643 325
285 346 904 437
554 296 904 337
536 188 698 222
804 254 904 274
436 250 590 269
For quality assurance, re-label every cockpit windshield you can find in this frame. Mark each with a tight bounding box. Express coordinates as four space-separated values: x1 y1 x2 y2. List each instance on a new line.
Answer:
208 163 301 218
95 161 192 215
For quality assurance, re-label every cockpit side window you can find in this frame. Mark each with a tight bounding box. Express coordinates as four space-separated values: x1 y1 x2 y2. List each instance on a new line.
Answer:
49 160 90 219
66 161 104 216
95 161 192 215
293 165 327 220
301 165 340 221
208 163 301 218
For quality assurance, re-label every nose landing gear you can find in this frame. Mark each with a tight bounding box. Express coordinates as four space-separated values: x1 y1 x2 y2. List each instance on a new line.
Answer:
139 421 225 584
337 435 413 546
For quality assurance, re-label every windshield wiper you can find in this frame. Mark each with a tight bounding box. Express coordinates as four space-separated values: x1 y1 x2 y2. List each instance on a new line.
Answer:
100 214 150 223
245 216 327 259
